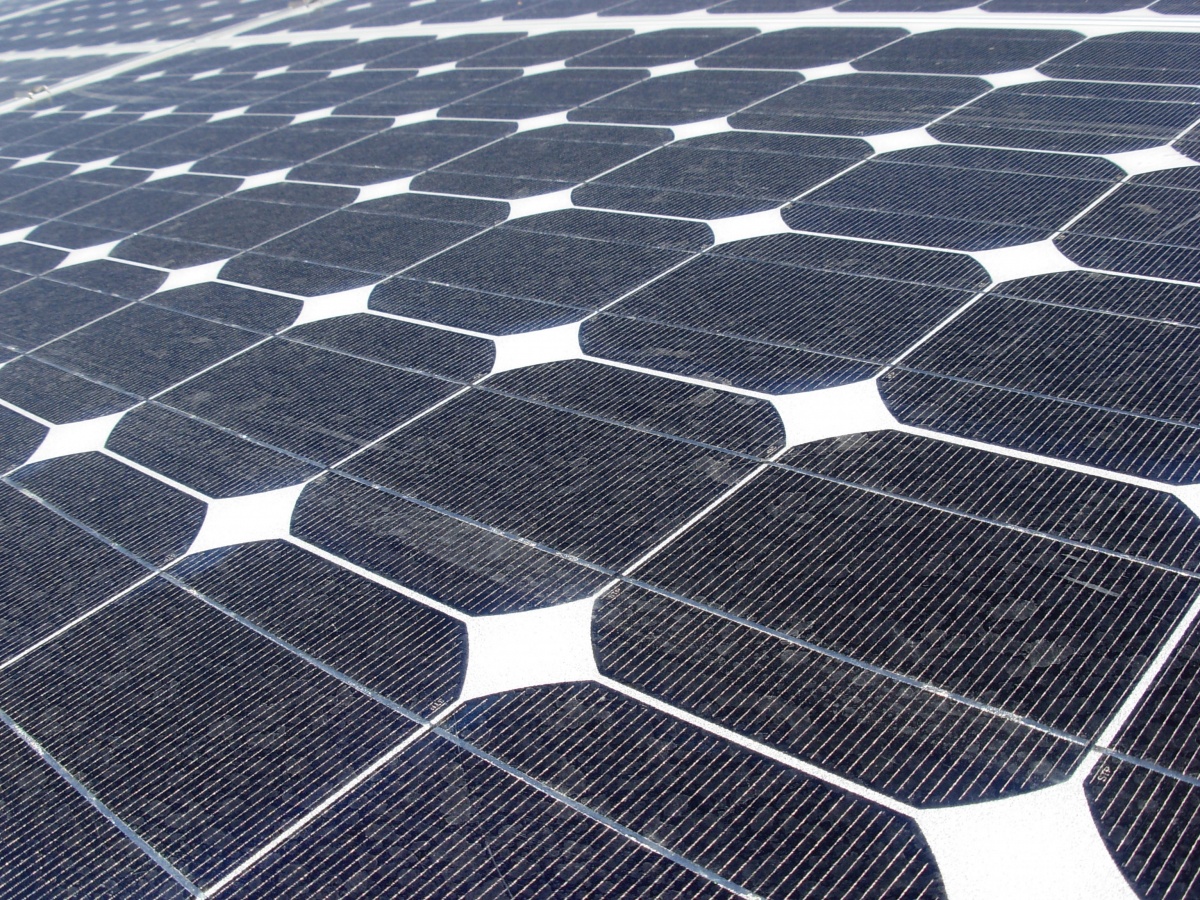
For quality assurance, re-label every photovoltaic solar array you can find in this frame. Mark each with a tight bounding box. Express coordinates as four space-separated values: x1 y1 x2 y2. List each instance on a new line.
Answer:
2 0 1200 897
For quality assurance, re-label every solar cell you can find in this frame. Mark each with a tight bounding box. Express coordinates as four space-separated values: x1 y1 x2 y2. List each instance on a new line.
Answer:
293 472 612 614
450 682 944 897
730 72 989 136
0 724 187 899
220 735 735 899
11 452 207 563
595 582 1087 806
0 579 415 887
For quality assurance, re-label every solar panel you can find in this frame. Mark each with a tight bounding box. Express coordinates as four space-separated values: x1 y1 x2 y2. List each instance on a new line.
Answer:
0 0 1199 898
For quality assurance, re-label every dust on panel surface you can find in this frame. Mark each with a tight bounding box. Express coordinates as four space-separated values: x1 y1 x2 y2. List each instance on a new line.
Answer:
0 0 1199 898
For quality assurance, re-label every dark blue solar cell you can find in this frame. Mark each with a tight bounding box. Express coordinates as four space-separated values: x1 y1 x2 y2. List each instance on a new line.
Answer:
699 26 905 68
711 0 835 9
506 0 627 17
11 453 205 565
305 37 433 69
1040 31 1200 84
0 356 132 423
447 683 945 898
605 247 965 360
931 81 1200 154
34 303 259 397
0 278 124 352
0 172 132 219
227 40 356 72
246 71 418 116
567 28 758 68
993 269 1200 327
221 208 488 294
217 735 732 900
596 583 1087 806
31 220 130 252
836 0 976 9
293 472 611 614
982 0 1146 9
221 192 506 295
1153 0 1200 11
0 242 64 275
289 118 515 187
106 404 319 499
582 313 882 393
440 67 648 120
405 209 710 314
1086 761 1200 900
574 130 869 218
600 0 716 13
424 0 548 22
149 282 302 333
48 259 166 301
901 292 1200 431
175 541 468 717
784 145 1122 251
487 358 786 455
163 338 459 465
571 69 802 126
1059 169 1200 282
784 429 1200 572
1106 615 1200 777
856 28 1080 75
634 464 1199 737
171 74 329 115
882 369 1200 484
0 481 147 658
0 725 186 899
585 231 985 387
414 123 667 198
190 118 390 175
364 33 525 68
288 313 495 380
730 72 988 136
106 184 349 268
58 182 227 236
342 388 758 569
0 579 414 888
369 275 586 335
0 404 43 469
333 68 522 117
4 116 134 156
458 30 633 66
111 235 239 270
0 267 29 294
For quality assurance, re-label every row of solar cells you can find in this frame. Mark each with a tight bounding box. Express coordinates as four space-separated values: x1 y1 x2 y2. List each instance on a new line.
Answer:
6 40 1200 242
106 27 1200 85
250 0 1200 32
0 54 141 105
0 0 272 51
6 207 1200 485
0 73 1198 471
21 29 1200 159
0 51 1196 473
16 25 1200 110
